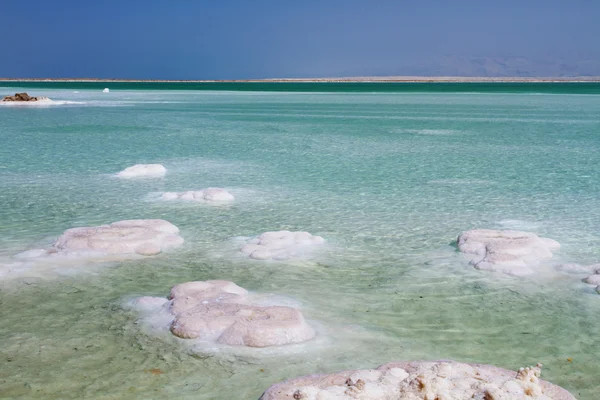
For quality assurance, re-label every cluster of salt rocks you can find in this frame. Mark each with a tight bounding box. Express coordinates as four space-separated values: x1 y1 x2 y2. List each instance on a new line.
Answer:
17 219 184 260
133 280 315 347
161 188 234 203
457 229 560 276
260 360 575 400
241 231 325 261
117 164 167 178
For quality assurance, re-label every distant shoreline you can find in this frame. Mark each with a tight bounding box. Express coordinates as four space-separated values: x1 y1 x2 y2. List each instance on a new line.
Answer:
1 76 600 83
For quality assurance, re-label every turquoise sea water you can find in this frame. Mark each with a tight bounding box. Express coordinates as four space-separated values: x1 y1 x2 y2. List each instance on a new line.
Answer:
0 83 599 399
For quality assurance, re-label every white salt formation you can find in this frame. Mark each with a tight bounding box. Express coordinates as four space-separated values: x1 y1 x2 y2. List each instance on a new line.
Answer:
240 231 325 261
17 219 183 259
583 265 600 293
259 360 575 400
457 229 560 276
116 164 166 178
161 188 234 202
133 280 316 347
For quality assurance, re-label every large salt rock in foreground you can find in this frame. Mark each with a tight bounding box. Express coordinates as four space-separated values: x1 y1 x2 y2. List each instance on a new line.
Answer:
117 164 166 178
241 231 325 261
18 219 183 259
161 188 234 203
133 280 315 348
457 229 560 276
260 360 575 400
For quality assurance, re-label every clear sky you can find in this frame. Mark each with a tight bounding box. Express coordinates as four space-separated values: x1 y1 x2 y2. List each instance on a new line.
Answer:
2 0 598 79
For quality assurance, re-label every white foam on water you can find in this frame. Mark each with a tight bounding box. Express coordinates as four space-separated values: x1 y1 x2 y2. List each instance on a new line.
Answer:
0 99 85 107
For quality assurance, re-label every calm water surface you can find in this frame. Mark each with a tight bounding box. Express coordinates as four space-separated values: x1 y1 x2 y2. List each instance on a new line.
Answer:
0 84 599 399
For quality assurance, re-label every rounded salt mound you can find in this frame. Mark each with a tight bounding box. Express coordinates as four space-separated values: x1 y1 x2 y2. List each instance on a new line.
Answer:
161 188 234 202
241 231 325 261
457 229 560 276
583 266 600 294
259 360 575 400
52 219 184 257
134 280 316 348
116 164 166 178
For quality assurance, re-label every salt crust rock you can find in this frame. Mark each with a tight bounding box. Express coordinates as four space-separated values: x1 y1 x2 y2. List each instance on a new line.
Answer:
583 274 600 286
457 229 560 276
583 265 600 294
260 360 575 400
161 188 234 202
133 280 316 348
241 231 325 261
116 164 166 178
17 219 183 259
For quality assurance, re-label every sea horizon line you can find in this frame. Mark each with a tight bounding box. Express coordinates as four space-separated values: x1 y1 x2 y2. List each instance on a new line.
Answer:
1 76 600 83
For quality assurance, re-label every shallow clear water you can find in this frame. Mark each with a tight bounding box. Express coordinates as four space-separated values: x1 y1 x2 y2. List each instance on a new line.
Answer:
1 86 599 399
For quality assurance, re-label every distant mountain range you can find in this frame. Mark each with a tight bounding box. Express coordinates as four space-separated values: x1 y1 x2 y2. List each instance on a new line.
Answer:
400 56 600 77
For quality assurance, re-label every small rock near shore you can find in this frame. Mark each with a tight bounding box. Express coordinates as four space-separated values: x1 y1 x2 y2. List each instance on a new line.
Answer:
2 92 49 102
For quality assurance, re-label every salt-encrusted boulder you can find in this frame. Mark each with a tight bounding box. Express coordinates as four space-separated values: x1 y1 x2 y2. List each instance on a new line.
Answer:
457 229 560 276
55 219 183 256
260 360 575 400
161 188 234 202
17 219 183 259
2 92 50 102
117 164 166 178
240 231 325 261
132 280 315 348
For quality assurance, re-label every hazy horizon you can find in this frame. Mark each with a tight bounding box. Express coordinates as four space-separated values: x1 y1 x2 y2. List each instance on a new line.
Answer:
3 0 599 79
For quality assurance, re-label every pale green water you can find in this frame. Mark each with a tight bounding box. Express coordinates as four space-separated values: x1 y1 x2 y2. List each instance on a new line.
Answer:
0 86 599 399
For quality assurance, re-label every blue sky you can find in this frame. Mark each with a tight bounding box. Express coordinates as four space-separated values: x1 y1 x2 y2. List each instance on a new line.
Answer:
2 0 598 79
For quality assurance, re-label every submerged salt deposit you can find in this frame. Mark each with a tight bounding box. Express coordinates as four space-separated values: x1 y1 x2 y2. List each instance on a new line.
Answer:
161 188 234 203
260 360 575 400
131 280 316 348
116 164 166 178
457 229 560 276
240 231 325 260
